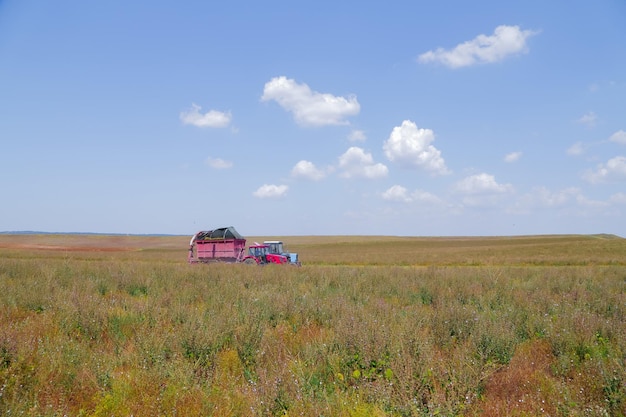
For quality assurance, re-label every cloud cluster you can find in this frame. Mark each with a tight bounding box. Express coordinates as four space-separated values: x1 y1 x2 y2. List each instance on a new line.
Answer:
268 117 451 198
180 25 623 217
584 156 626 184
568 130 626 184
261 76 360 126
286 119 449 186
258 117 453 200
418 25 537 68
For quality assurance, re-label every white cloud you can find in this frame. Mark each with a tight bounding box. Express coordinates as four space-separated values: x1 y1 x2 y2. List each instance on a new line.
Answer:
575 194 609 209
455 173 513 194
253 184 289 199
453 174 513 208
418 25 537 68
567 141 585 156
206 156 233 169
583 156 626 183
383 120 449 175
577 111 597 128
512 187 616 217
504 151 522 163
413 190 443 205
338 147 388 179
526 187 580 208
180 103 232 128
382 185 411 202
510 187 582 214
348 130 366 142
382 185 442 204
291 160 327 181
609 130 626 145
261 76 360 126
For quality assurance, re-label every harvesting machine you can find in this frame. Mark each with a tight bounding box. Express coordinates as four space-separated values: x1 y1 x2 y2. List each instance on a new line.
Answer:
188 226 300 265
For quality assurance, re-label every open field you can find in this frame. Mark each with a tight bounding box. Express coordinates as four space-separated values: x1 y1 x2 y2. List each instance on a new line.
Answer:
1 234 625 416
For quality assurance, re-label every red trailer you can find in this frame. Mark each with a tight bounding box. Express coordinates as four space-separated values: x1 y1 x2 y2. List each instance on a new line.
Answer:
188 227 246 263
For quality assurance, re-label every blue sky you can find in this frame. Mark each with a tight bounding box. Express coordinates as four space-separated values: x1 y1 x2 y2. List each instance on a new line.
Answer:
1 1 625 237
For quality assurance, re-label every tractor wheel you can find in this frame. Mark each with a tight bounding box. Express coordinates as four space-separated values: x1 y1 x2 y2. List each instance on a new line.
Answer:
243 258 257 265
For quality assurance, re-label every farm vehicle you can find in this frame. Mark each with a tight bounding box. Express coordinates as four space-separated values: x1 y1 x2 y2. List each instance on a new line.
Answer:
188 227 300 265
264 240 301 266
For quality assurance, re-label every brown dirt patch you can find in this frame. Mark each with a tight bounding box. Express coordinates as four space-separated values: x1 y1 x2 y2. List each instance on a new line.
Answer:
0 234 187 253
0 244 135 252
469 339 558 416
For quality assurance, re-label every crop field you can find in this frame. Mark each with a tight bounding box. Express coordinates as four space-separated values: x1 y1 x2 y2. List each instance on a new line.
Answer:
1 233 625 416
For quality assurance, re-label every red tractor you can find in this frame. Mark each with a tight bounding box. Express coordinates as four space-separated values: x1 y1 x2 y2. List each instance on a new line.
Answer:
242 243 290 265
264 240 301 266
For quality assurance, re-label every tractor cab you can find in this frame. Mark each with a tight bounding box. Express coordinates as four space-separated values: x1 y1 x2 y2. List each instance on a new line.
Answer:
245 244 288 265
264 241 284 255
248 244 269 259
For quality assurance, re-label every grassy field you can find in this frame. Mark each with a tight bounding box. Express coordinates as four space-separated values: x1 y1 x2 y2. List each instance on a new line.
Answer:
0 233 625 416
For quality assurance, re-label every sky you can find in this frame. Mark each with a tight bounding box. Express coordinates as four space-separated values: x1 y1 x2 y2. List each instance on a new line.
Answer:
1 1 625 237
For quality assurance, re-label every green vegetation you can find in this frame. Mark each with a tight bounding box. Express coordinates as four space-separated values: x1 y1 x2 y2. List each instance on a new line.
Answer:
1 234 625 416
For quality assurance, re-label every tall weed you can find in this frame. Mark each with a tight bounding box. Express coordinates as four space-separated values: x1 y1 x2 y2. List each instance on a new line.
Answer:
1 237 625 416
